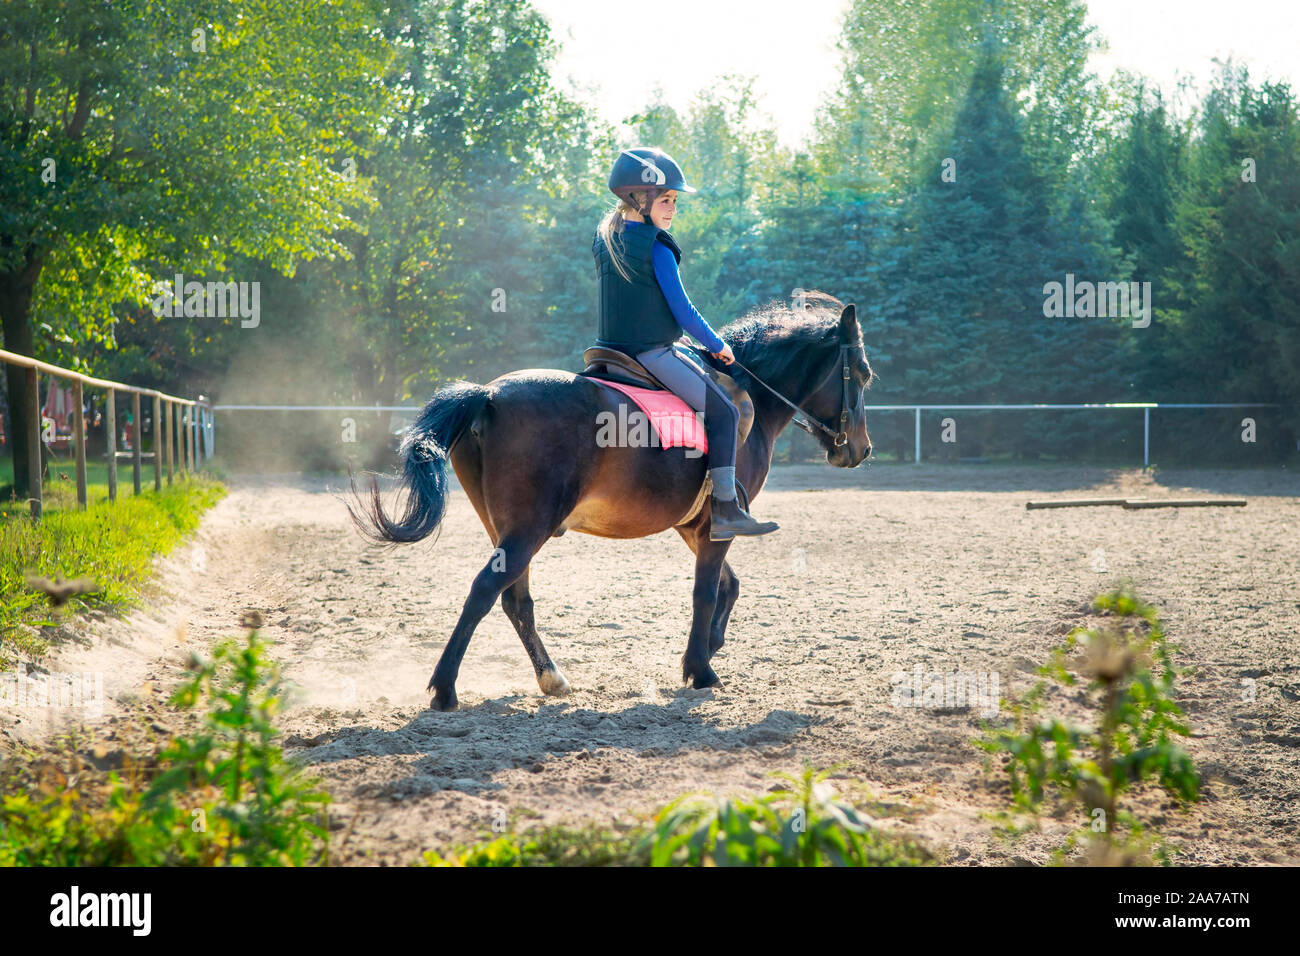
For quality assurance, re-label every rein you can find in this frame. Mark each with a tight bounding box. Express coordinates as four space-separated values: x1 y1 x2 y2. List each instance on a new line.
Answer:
727 342 861 448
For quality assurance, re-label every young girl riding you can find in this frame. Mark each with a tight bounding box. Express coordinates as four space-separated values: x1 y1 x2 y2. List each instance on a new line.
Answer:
592 146 778 540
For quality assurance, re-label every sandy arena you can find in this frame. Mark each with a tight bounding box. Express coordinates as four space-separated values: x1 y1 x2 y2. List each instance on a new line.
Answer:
6 463 1298 865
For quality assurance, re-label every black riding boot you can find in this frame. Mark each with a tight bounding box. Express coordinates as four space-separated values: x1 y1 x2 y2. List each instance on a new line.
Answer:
709 495 779 541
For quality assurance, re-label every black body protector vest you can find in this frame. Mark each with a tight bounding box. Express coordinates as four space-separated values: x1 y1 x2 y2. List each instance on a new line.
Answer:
593 223 684 354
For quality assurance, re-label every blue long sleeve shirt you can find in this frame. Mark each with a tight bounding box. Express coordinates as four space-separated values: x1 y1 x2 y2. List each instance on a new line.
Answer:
624 220 727 354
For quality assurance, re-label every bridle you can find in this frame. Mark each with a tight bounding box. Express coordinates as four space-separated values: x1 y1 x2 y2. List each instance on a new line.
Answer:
728 341 864 449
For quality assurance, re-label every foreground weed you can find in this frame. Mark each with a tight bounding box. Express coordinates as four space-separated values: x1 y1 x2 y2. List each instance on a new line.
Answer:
425 766 933 867
0 628 330 865
977 585 1199 864
648 766 932 867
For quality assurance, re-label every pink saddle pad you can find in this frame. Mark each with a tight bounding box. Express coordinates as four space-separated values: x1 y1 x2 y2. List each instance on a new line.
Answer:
593 379 707 453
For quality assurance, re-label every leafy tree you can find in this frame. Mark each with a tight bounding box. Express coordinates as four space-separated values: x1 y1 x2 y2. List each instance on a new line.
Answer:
309 0 598 407
868 42 1122 458
1099 80 1189 406
821 0 1105 198
0 0 386 495
1156 64 1300 454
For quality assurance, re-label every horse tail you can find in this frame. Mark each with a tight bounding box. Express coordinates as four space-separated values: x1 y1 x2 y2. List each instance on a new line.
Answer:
348 381 491 545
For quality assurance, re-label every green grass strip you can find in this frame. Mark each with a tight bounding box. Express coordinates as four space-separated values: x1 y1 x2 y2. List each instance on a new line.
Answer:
1 476 226 663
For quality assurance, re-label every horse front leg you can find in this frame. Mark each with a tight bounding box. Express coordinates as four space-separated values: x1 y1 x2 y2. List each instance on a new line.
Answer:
709 560 739 659
682 539 731 689
429 529 547 711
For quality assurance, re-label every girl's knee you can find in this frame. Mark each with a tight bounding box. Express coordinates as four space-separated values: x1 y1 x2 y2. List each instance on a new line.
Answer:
705 386 739 426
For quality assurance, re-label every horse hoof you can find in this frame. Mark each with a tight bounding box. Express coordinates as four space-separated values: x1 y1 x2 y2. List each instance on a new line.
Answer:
538 667 572 697
685 666 724 690
431 687 459 712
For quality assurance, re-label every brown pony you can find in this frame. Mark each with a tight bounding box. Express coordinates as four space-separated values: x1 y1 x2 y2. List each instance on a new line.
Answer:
350 294 872 710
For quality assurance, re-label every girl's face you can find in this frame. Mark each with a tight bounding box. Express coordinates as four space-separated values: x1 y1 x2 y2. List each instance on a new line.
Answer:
633 189 678 229
650 190 677 230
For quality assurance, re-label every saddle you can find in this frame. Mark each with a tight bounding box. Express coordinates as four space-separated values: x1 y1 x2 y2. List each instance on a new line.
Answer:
580 344 755 446
578 344 756 526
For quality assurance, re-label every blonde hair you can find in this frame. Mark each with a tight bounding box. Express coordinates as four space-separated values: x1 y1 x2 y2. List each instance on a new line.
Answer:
597 189 652 283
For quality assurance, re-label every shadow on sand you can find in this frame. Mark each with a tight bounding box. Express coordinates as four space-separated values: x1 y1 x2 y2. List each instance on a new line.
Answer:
288 691 824 798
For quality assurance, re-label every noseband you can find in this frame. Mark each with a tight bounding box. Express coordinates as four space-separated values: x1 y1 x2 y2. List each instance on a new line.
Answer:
729 342 863 448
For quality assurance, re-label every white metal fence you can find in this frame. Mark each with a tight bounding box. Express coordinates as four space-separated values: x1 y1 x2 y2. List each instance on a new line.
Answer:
213 401 1284 468
864 403 1281 466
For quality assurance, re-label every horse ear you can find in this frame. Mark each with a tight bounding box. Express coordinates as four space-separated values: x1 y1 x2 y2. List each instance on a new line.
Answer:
839 303 858 336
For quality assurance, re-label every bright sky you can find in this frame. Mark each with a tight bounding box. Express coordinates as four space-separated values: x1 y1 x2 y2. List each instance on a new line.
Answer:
532 0 1300 148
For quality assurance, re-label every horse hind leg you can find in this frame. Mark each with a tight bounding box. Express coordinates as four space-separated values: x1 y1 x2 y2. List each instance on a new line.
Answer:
428 528 549 711
500 566 571 697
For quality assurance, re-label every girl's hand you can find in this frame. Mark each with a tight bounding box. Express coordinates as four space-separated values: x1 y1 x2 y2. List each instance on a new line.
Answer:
712 344 735 365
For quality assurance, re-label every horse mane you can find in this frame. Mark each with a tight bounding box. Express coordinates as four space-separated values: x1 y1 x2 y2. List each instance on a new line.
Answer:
711 291 850 389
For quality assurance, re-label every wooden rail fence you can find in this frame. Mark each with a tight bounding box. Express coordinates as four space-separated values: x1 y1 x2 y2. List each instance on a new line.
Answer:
0 348 209 519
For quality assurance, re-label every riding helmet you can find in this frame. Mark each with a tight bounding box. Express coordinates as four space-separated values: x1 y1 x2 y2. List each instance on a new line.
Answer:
608 147 697 217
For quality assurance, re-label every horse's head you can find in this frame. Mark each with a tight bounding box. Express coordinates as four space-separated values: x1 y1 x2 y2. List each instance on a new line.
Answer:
803 302 873 468
725 293 873 468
